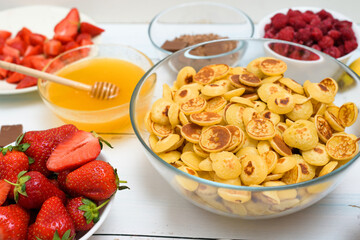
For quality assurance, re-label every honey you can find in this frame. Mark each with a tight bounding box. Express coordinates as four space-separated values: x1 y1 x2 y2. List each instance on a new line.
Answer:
46 57 146 132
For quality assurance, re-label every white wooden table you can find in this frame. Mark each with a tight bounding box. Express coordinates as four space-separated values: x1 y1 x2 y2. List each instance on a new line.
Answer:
1 23 360 240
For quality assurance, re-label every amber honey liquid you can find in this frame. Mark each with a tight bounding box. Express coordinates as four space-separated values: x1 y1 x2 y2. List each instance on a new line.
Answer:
47 58 146 132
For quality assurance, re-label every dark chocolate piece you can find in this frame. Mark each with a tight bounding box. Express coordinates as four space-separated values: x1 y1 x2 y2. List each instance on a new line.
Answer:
0 124 23 147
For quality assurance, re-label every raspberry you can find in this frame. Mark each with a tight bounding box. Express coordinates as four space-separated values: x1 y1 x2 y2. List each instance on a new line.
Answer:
318 36 334 49
270 13 288 30
278 26 295 41
323 46 342 58
288 49 302 60
328 30 341 40
334 20 352 30
340 27 356 40
311 27 323 41
317 9 334 20
311 44 321 51
319 17 333 34
344 40 358 54
309 15 321 26
302 11 316 23
289 16 307 30
296 28 311 42
264 30 275 38
265 23 271 32
287 9 302 18
337 44 345 56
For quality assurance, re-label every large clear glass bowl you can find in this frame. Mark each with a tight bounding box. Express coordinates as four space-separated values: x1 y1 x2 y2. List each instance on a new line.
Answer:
130 38 360 219
148 2 254 59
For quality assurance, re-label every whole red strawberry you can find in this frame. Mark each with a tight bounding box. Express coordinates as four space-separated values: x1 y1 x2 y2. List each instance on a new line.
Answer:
0 204 30 240
66 160 128 201
57 170 79 197
19 124 78 176
7 171 66 209
0 145 30 199
27 196 75 240
66 197 109 231
0 180 11 206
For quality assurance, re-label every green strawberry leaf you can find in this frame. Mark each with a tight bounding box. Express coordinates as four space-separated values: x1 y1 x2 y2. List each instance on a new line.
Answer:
78 198 110 224
15 133 25 145
51 229 74 240
28 156 35 164
91 131 113 149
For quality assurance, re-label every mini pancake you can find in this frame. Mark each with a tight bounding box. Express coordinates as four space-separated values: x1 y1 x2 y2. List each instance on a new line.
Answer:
324 110 345 132
325 133 359 161
162 83 173 102
263 181 297 200
153 134 181 153
302 143 330 166
314 115 333 143
261 150 278 173
269 134 292 157
193 143 210 158
229 66 247 75
318 161 338 177
238 72 262 87
240 153 268 185
313 102 327 116
201 80 231 97
262 110 281 125
223 88 246 100
272 156 296 174
295 156 316 182
198 158 213 171
150 98 172 125
175 66 196 88
292 94 311 105
151 122 174 137
320 77 338 95
190 112 222 126
193 66 216 85
166 136 185 152
259 57 287 76
338 102 358 127
205 96 227 112
279 77 304 95
246 117 276 140
267 91 295 114
326 105 340 116
242 107 260 127
257 140 271 155
257 83 287 103
246 57 267 79
210 151 242 179
168 103 180 127
149 134 159 153
281 164 300 185
158 151 181 164
173 83 201 104
199 125 231 152
285 118 294 127
180 96 207 115
260 75 282 85
225 125 244 151
229 74 256 92
182 142 194 153
145 111 153 134
181 151 203 171
304 80 335 104
264 173 284 182
179 111 190 125
253 189 280 205
283 120 319 151
276 122 288 134
286 97 314 121
241 93 259 101
219 189 251 205
181 123 203 143
236 146 259 159
225 103 246 130
208 64 230 79
230 96 255 108
176 166 199 191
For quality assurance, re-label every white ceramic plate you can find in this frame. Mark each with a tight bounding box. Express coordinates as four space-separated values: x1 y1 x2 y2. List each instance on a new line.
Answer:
0 5 97 95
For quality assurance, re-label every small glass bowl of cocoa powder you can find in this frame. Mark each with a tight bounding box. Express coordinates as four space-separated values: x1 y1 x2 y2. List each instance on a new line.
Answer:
148 2 254 59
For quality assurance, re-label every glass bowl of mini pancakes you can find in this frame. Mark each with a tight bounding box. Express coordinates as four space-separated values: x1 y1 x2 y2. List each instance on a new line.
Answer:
130 38 360 219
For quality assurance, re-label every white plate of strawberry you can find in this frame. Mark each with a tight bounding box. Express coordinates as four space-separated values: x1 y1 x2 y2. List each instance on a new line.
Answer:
0 124 128 240
0 5 105 94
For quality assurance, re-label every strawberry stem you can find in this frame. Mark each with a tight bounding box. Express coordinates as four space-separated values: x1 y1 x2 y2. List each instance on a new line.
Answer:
5 171 30 202
91 131 113 149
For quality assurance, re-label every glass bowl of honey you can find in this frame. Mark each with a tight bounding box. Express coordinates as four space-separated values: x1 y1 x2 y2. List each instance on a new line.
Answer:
38 44 154 133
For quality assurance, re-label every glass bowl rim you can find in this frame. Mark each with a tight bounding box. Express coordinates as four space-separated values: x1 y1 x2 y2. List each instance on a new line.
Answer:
130 37 360 192
37 43 154 114
148 1 255 56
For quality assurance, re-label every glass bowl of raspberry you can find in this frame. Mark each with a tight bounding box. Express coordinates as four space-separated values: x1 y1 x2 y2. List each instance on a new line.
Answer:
255 7 360 63
148 2 254 60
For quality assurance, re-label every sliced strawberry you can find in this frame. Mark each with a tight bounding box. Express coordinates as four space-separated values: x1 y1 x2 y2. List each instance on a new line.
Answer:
54 8 80 43
29 33 46 46
6 72 25 84
16 76 37 89
0 30 11 41
30 55 51 71
80 22 104 37
75 33 91 43
6 37 27 56
79 38 93 47
64 41 79 51
47 131 103 172
16 27 32 45
0 55 13 79
2 44 20 58
43 39 63 57
24 45 43 57
0 180 11 206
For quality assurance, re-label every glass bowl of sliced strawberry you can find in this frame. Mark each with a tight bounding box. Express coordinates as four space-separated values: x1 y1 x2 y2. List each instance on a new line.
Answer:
255 7 360 64
0 124 128 240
